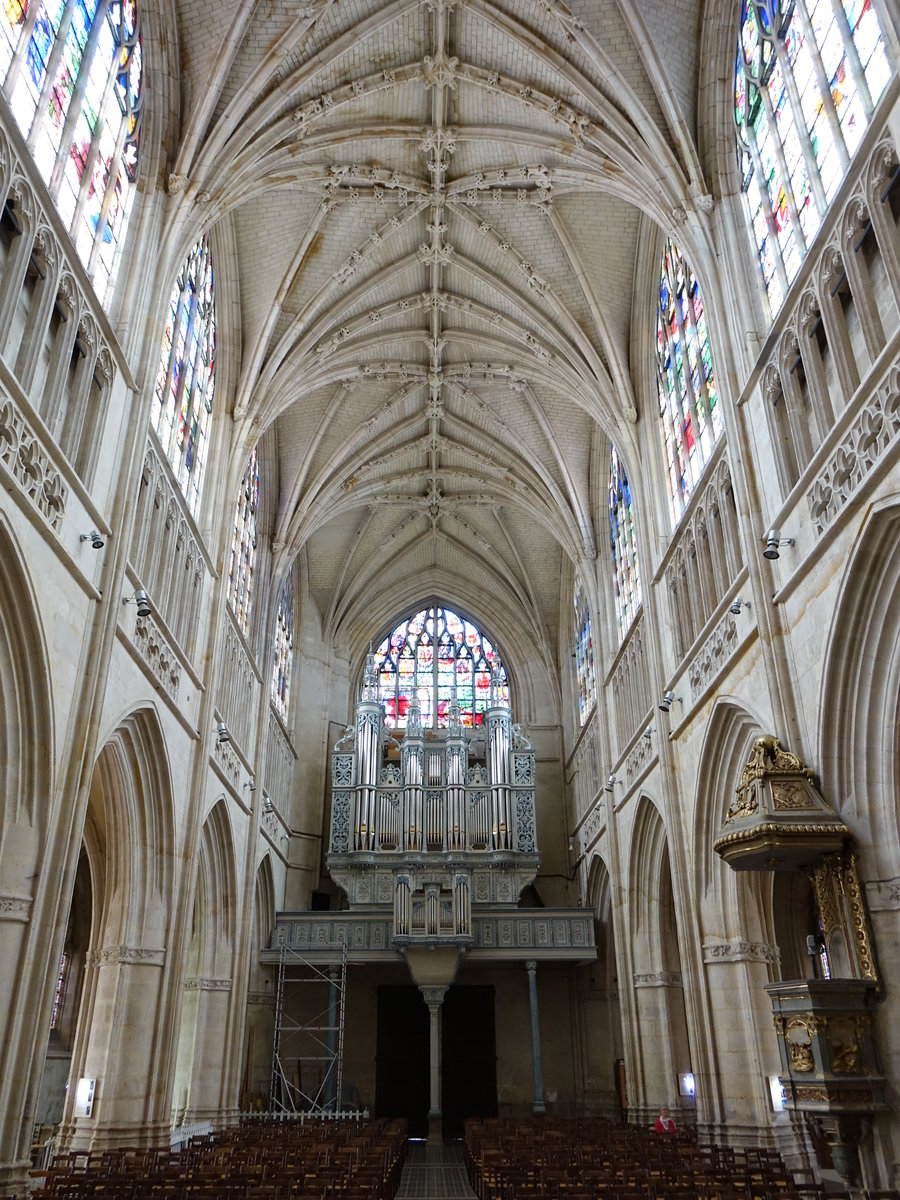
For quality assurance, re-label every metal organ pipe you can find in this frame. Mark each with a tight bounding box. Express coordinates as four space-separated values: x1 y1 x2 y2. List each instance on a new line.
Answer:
487 701 511 850
354 652 382 850
445 698 466 851
402 695 424 850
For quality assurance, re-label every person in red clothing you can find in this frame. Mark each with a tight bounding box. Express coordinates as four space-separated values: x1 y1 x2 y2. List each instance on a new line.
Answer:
654 1105 677 1134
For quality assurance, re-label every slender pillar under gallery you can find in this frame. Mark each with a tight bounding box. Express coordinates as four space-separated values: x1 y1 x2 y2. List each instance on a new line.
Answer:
421 985 448 1143
526 960 546 1114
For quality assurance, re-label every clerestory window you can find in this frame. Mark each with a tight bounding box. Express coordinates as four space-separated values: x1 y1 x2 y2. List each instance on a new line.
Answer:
1 0 142 304
150 237 216 516
573 578 596 727
734 0 890 314
228 447 259 638
271 576 294 723
373 605 508 730
657 239 724 527
608 444 642 639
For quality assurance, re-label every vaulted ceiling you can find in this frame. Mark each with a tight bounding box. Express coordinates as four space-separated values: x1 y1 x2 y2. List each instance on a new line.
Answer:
163 0 719 679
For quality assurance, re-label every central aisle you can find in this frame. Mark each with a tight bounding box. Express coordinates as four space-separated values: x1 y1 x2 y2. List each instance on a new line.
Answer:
395 1143 477 1200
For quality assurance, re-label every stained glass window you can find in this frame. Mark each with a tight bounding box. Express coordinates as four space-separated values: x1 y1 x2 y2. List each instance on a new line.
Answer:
573 578 596 726
150 238 216 515
735 0 890 314
1 1 142 304
374 605 508 730
657 239 724 526
271 576 294 723
609 445 642 637
228 448 259 637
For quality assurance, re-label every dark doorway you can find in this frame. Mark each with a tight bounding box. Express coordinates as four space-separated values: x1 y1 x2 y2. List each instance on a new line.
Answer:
441 985 497 1138
374 984 498 1139
375 986 429 1137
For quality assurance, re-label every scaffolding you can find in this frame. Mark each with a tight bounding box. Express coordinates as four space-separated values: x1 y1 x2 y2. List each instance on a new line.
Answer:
269 944 347 1114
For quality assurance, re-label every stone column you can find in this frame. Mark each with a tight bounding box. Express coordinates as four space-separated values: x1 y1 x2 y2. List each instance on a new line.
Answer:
421 985 447 1143
526 960 546 1114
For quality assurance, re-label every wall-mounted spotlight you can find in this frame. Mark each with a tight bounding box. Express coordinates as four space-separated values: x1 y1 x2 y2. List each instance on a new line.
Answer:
568 838 575 853
643 725 654 741
123 589 151 618
244 779 257 793
763 528 794 560
80 530 105 549
658 690 680 714
729 596 751 616
604 774 616 793
263 793 273 814
216 721 230 744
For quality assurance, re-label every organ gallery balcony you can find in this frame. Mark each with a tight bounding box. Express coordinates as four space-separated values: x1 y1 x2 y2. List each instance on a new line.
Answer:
326 655 539 948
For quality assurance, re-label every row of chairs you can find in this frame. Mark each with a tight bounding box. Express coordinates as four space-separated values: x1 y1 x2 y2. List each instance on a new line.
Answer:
29 1117 407 1200
464 1117 900 1200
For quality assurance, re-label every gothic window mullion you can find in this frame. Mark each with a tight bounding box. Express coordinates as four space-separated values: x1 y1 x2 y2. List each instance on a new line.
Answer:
26 5 76 153
746 128 793 297
48 0 112 197
70 28 122 247
794 0 851 176
773 4 833 212
2 3 42 101
826 0 875 115
757 65 811 258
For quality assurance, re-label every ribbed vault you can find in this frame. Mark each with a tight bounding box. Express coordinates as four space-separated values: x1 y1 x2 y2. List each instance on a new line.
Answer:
154 0 724 682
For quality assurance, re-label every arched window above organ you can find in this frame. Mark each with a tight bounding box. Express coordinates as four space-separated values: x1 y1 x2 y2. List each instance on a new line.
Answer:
734 0 890 316
573 577 596 727
150 237 216 517
1 0 142 305
373 605 508 731
228 447 259 639
657 239 724 528
608 445 642 641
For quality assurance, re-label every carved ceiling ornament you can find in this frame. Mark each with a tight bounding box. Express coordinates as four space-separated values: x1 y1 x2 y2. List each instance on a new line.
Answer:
714 735 849 871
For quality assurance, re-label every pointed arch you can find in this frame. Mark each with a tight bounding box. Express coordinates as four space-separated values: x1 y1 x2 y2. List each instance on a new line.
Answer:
87 705 176 948
194 798 239 978
692 697 767 914
0 513 53 838
819 499 900 876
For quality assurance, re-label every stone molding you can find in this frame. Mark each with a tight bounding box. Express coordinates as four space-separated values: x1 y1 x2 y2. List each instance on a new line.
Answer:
134 615 181 700
865 877 900 912
689 610 739 703
633 971 682 988
184 976 232 991
807 368 900 536
702 939 780 964
87 945 166 966
0 894 32 922
0 392 68 531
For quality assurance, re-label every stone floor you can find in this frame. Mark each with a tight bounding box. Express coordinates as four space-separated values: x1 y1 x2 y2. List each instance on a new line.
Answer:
395 1142 477 1200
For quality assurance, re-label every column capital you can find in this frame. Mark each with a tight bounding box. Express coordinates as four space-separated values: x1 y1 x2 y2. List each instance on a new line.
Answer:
525 959 537 975
421 985 448 1007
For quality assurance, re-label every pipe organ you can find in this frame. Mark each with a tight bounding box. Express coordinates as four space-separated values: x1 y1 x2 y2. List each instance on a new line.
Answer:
328 655 539 946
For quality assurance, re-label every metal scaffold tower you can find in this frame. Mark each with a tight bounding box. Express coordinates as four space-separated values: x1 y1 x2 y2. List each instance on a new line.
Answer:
269 944 347 1114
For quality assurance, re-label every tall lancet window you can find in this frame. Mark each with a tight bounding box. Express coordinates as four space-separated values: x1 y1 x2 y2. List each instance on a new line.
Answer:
151 237 216 515
735 0 889 314
228 448 259 637
271 577 294 723
657 239 723 526
609 445 642 638
573 578 596 726
373 605 508 730
1 0 142 302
